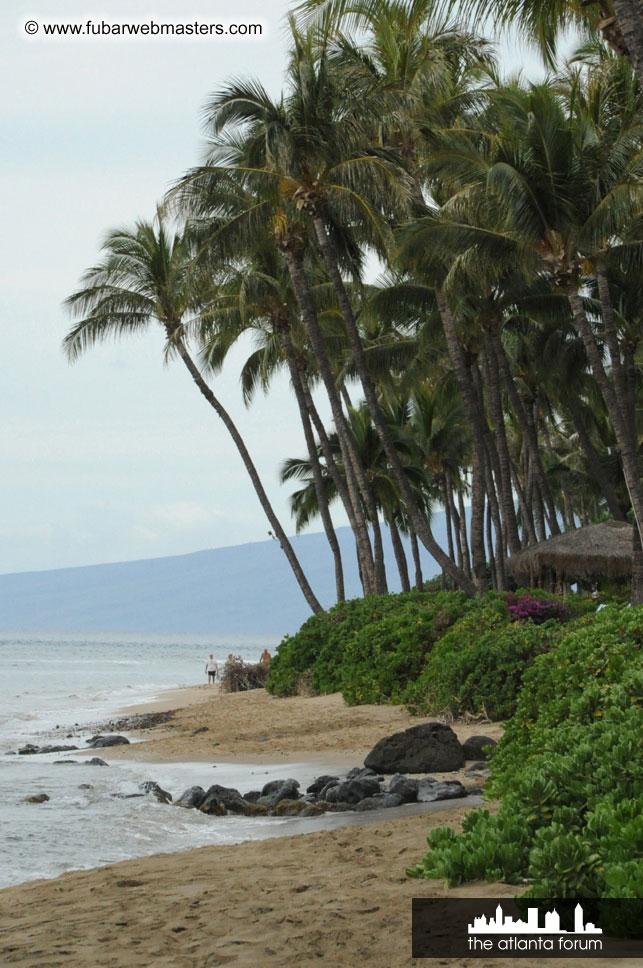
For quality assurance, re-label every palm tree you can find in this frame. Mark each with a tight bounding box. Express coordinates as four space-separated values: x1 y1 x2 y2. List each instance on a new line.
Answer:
170 22 478 595
63 215 323 614
297 0 643 85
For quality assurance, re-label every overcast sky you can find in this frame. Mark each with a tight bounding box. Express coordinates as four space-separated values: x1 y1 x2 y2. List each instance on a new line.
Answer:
1 1 546 575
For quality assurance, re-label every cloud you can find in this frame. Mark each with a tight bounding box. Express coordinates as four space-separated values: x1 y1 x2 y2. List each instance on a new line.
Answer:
150 501 222 530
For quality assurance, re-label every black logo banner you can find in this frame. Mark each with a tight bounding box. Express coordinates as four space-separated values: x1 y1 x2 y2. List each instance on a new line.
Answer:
412 898 643 959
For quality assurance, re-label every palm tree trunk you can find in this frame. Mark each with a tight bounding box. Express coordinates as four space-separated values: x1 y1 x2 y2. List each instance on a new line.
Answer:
300 376 373 595
457 487 472 576
282 245 377 593
435 293 488 590
409 525 424 590
567 284 643 566
485 336 522 553
442 479 456 563
486 500 496 591
565 395 625 522
446 478 464 571
509 459 538 546
632 520 643 605
281 323 346 602
471 355 507 583
389 517 411 592
311 216 478 596
612 0 643 85
285 246 387 595
596 266 635 441
495 340 561 535
171 334 323 615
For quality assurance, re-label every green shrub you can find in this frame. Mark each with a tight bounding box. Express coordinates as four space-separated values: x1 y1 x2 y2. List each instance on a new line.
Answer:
266 592 434 697
406 605 643 911
404 597 565 720
340 591 473 705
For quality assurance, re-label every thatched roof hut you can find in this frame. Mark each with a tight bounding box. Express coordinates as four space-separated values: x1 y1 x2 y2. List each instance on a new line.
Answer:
507 520 633 586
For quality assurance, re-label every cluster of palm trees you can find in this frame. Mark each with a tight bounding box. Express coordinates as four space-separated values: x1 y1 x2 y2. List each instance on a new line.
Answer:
64 0 643 610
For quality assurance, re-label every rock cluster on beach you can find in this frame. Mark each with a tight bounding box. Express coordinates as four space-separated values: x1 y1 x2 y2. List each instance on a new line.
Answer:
16 734 130 755
166 724 497 819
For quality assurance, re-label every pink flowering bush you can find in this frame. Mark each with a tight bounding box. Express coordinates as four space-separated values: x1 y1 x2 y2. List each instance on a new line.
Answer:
504 592 571 625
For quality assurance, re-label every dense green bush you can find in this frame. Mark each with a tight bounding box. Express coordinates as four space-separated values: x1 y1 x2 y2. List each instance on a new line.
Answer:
407 605 643 913
404 597 566 720
266 591 434 697
340 591 473 705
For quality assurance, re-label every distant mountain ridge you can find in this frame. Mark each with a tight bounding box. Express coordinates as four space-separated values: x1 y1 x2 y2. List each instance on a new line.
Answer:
0 520 449 635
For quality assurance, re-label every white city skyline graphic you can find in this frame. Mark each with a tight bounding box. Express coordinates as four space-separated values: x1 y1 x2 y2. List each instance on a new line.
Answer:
469 903 603 936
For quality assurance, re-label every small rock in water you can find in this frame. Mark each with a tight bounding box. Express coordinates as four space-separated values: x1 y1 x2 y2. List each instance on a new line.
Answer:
139 781 172 803
86 757 108 767
86 735 130 749
25 793 50 803
174 786 206 809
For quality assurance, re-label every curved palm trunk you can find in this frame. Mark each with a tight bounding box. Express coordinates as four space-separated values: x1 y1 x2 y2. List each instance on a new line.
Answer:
485 336 522 553
612 0 643 84
282 246 378 593
567 286 643 522
388 517 411 592
281 324 346 602
442 479 456 564
409 525 424 590
446 478 465 571
457 487 472 576
435 292 488 590
596 267 635 441
284 248 388 594
509 459 538 546
471 355 507 587
494 340 561 536
301 379 371 596
171 333 323 615
565 395 625 522
567 283 643 603
310 215 477 596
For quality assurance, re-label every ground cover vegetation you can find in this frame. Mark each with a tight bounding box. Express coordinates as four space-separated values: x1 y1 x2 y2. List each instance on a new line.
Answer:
266 586 588 718
64 0 643 905
407 603 643 917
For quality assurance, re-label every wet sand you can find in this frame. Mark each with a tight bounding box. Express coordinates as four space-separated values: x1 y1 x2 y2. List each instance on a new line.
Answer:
1 686 634 967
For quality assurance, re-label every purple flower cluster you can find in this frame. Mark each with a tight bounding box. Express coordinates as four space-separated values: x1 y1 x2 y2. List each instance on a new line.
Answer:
504 592 570 625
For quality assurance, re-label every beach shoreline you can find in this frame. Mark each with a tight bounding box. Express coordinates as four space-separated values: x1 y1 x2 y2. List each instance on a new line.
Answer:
1 685 633 967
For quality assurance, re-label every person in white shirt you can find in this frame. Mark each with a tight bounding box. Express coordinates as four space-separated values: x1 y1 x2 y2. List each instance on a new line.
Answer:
205 654 218 684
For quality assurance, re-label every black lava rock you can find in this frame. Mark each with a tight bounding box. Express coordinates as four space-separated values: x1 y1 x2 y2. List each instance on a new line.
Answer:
461 735 497 760
364 722 464 774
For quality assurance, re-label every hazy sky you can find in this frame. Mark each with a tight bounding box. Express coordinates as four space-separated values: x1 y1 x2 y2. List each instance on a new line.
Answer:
1 1 545 575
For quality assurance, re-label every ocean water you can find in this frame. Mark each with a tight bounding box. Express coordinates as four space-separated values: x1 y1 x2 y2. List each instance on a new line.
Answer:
0 630 324 889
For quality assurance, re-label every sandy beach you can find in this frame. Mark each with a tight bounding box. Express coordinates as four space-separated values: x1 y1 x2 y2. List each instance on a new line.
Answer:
0 686 637 967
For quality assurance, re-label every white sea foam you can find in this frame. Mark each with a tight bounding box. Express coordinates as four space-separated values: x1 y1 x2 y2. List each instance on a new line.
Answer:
0 631 280 887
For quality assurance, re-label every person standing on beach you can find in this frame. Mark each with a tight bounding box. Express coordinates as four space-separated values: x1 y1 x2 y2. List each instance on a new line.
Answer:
259 648 271 663
205 654 218 684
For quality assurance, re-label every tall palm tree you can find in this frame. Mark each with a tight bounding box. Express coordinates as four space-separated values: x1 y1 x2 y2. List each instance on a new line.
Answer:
297 0 643 85
171 22 478 595
194 239 349 603
63 215 323 614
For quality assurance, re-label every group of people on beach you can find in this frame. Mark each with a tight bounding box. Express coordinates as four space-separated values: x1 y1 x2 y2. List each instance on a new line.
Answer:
205 648 271 684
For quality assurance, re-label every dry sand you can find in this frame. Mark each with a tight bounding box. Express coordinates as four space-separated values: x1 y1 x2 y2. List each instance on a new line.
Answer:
1 686 637 967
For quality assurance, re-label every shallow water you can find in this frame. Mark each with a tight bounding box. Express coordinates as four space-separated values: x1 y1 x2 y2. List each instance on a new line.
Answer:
0 631 279 887
0 631 479 889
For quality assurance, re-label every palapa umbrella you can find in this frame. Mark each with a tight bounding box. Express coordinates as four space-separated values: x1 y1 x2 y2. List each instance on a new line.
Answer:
506 520 633 585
